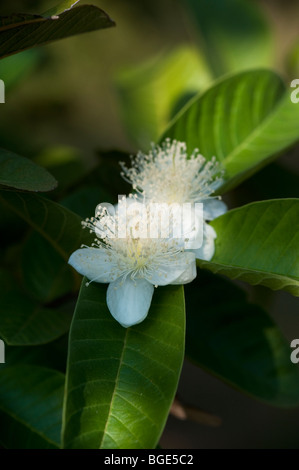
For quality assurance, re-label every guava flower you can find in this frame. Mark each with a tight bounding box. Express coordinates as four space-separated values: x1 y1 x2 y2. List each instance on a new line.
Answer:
120 138 227 261
68 202 196 328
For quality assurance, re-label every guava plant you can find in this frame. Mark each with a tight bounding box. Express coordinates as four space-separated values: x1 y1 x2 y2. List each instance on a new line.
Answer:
0 0 298 449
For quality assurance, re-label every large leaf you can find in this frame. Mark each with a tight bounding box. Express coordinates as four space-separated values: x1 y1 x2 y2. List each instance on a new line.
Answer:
198 199 299 296
62 282 185 449
0 190 92 261
116 45 211 147
185 270 299 407
0 4 115 60
163 70 299 192
0 365 64 448
0 148 57 192
0 269 72 346
185 0 274 77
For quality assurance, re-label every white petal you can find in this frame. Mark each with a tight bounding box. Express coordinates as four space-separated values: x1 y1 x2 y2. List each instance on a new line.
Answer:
170 252 197 285
192 223 217 261
107 277 154 327
68 248 119 283
146 251 196 286
203 199 227 221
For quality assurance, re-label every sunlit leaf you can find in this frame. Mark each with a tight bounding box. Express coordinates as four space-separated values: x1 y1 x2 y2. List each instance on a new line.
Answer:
198 199 299 296
163 70 299 191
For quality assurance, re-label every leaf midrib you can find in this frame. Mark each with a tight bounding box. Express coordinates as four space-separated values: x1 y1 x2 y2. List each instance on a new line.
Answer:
99 326 129 449
223 91 286 168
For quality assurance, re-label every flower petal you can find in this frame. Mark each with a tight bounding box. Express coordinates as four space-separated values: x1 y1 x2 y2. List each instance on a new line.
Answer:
68 248 119 283
107 277 154 327
146 251 196 286
192 223 216 261
203 198 227 221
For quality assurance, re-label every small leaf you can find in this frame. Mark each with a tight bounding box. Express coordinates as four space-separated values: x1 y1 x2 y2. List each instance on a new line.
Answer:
0 4 115 60
185 270 299 407
0 148 57 192
0 365 64 448
163 70 299 192
62 282 185 449
198 199 299 296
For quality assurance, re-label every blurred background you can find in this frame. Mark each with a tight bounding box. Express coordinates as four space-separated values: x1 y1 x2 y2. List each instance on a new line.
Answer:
1 0 299 448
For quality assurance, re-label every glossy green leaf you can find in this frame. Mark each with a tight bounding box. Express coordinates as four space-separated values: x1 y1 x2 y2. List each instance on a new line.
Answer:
0 365 64 448
0 269 72 346
185 0 274 77
0 148 57 192
116 46 211 147
22 232 74 303
62 282 185 449
185 270 299 407
198 199 299 296
163 70 299 192
0 4 115 60
0 190 93 261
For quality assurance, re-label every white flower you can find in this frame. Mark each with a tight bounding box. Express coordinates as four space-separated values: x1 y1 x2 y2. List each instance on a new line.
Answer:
68 203 196 328
120 138 228 261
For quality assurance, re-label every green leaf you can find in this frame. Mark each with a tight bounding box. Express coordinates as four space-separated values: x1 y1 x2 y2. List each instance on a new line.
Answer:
0 269 72 346
185 0 274 77
0 148 57 192
43 1 81 17
22 232 74 303
62 282 185 449
198 199 299 296
0 190 93 261
0 365 64 448
0 4 115 60
163 69 299 192
116 45 211 148
185 270 299 407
